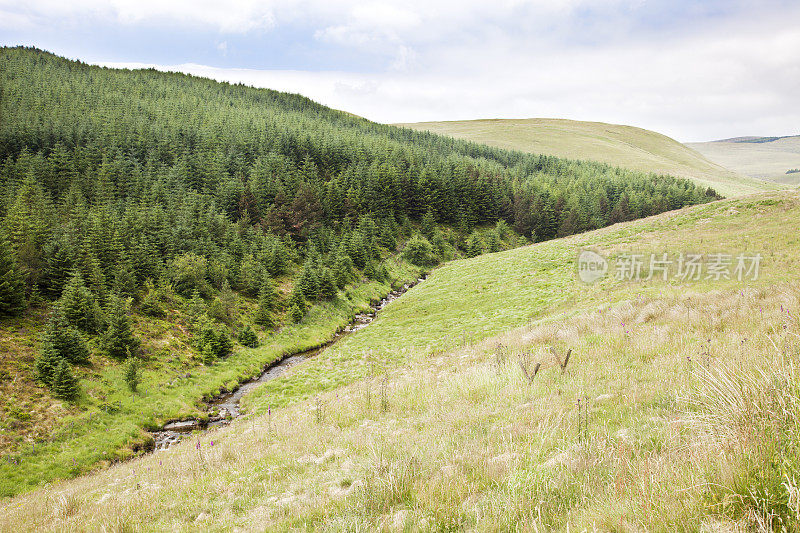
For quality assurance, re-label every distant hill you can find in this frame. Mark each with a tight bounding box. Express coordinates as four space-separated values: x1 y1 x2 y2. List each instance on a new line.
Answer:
397 118 781 197
688 135 800 184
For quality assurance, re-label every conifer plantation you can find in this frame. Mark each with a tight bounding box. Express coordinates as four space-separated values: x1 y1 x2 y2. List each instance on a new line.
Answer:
0 46 717 495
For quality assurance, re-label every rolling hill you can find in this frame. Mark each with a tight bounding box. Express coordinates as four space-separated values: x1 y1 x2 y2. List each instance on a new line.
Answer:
688 135 800 184
397 118 781 197
4 190 799 530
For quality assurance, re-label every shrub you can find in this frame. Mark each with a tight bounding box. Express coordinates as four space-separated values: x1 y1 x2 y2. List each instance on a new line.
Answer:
403 234 437 266
169 252 210 297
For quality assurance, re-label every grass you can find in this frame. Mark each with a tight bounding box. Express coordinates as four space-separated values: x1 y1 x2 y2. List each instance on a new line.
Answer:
397 117 784 197
0 256 424 497
2 191 800 530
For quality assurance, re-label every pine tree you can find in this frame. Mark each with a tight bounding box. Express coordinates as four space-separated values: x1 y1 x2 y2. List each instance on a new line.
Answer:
318 268 337 300
254 278 277 329
59 271 104 333
288 302 304 323
333 246 355 288
35 344 63 386
39 311 90 366
465 232 484 258
51 358 80 401
102 295 140 359
0 232 25 317
124 351 139 392
238 325 258 348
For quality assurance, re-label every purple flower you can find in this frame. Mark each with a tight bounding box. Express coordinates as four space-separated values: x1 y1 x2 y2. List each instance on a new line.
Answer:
196 441 201 450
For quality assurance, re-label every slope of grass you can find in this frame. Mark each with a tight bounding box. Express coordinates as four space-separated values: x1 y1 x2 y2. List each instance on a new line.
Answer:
397 118 781 197
0 256 425 498
3 192 800 530
688 135 800 184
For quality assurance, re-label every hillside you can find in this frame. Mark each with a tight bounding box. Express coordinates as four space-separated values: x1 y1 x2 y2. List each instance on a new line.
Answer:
688 135 800 184
397 118 780 197
3 191 799 530
0 48 718 496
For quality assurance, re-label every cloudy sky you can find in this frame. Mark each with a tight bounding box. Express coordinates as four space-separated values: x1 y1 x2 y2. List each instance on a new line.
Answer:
2 0 799 141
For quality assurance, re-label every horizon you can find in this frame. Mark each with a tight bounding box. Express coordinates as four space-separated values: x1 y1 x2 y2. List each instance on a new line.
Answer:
2 1 800 142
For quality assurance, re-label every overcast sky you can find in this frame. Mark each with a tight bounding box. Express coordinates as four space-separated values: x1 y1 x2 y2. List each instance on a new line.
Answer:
2 0 799 141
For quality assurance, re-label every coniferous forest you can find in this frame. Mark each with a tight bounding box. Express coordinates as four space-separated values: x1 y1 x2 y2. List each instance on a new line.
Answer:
0 47 718 493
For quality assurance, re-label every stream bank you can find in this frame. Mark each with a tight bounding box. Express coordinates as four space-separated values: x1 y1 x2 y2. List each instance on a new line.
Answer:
150 277 425 450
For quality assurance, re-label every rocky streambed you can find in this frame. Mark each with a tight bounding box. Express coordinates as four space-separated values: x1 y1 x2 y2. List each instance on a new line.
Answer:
150 277 424 450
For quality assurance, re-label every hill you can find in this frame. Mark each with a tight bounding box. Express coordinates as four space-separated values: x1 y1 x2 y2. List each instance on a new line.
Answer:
3 191 799 530
688 135 800 184
0 47 716 495
397 118 781 197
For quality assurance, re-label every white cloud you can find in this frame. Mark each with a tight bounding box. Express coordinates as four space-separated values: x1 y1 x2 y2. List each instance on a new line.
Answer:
1 0 276 33
5 0 800 139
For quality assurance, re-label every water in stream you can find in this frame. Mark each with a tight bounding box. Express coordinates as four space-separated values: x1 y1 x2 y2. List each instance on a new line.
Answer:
150 278 423 450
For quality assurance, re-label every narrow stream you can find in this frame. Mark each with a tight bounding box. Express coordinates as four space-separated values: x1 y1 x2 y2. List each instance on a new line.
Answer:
150 277 424 450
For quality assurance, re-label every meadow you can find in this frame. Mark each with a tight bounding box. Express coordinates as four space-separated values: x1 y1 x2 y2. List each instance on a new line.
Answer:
398 118 784 197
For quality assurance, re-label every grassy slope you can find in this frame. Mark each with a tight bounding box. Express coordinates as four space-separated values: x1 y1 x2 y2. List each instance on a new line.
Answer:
397 118 781 197
0 256 425 497
3 192 800 530
688 136 800 184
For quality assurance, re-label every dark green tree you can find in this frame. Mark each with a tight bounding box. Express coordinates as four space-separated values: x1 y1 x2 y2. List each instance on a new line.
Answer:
0 232 25 316
51 358 80 401
124 351 139 393
58 271 104 333
238 325 258 348
102 295 140 359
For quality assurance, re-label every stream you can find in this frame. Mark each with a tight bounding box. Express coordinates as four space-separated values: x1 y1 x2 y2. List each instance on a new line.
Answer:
150 277 424 450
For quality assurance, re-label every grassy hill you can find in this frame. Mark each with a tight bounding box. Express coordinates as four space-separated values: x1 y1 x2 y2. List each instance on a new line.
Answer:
4 190 799 530
397 118 782 197
688 136 800 185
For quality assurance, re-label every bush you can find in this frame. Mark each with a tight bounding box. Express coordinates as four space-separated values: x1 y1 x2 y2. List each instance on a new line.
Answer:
169 253 210 297
403 234 437 266
238 326 258 348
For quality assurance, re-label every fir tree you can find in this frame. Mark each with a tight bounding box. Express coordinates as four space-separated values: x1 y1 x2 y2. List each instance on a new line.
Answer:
124 351 139 392
0 232 25 317
58 271 104 333
465 232 484 258
288 302 304 323
318 268 337 300
238 325 258 348
254 278 277 329
39 311 90 366
102 295 140 359
51 358 80 401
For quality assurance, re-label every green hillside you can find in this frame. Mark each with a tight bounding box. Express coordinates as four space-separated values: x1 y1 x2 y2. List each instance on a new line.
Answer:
398 118 781 197
0 47 717 496
3 191 799 530
688 136 800 184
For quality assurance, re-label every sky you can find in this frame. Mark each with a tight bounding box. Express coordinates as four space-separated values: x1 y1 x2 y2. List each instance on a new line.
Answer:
1 0 799 141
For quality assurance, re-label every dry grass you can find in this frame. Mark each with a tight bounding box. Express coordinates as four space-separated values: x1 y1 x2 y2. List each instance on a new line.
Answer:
3 281 799 531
